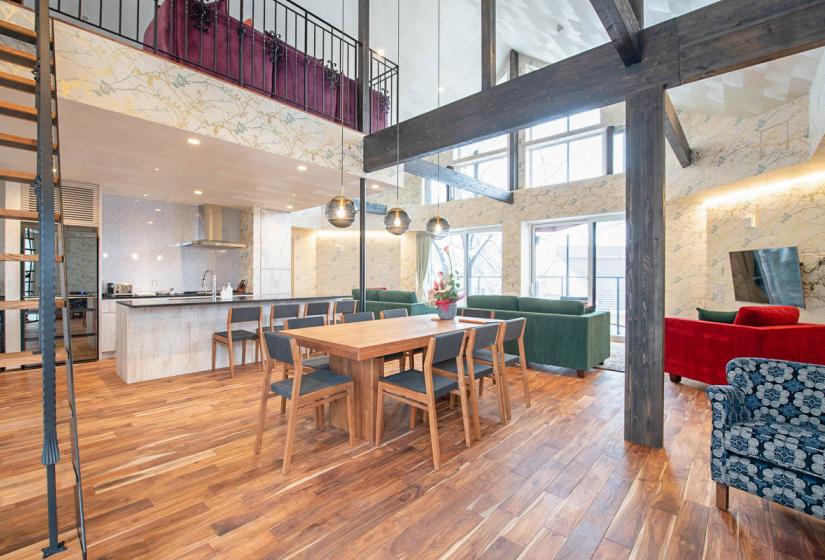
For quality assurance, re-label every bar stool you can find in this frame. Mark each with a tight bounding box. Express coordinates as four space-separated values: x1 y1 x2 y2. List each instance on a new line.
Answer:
304 301 331 322
254 332 354 474
270 303 301 332
211 306 264 377
333 300 357 323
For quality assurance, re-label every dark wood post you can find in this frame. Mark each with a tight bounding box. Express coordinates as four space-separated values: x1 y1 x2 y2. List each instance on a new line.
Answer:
624 85 665 448
508 49 519 190
481 0 496 90
357 0 370 132
358 178 367 312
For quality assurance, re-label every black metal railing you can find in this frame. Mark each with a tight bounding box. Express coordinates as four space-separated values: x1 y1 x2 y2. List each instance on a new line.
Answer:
33 0 397 131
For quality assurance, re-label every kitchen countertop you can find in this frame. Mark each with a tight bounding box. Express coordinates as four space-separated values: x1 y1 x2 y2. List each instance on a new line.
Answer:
117 294 347 309
103 292 214 300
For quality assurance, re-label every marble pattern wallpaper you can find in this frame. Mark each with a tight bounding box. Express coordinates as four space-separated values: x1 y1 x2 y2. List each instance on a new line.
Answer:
811 53 825 157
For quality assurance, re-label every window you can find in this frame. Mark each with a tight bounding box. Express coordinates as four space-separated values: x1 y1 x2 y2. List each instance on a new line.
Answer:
530 215 626 336
422 178 448 205
455 135 508 159
452 156 508 200
426 228 503 305
612 130 626 174
526 109 605 187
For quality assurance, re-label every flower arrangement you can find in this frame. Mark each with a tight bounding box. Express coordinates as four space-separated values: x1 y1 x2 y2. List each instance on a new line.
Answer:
428 246 462 318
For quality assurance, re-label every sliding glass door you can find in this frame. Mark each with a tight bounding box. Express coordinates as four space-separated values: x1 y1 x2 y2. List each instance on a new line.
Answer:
531 215 625 336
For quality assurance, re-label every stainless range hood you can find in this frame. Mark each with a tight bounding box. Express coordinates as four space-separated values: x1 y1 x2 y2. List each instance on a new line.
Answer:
181 204 247 249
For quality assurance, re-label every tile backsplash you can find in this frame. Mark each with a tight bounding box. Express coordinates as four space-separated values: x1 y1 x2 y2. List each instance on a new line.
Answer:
102 194 242 294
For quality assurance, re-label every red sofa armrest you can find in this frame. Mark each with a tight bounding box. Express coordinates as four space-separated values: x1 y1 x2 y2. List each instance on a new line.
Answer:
755 323 825 366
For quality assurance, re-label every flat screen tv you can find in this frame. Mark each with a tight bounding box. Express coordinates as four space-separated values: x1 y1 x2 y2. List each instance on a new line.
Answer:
729 246 805 308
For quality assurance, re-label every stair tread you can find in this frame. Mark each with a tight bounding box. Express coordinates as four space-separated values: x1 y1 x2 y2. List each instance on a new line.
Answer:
0 131 58 152
0 20 36 45
0 169 60 184
0 70 36 93
0 44 36 68
0 252 62 262
0 299 67 311
0 208 61 221
0 349 68 369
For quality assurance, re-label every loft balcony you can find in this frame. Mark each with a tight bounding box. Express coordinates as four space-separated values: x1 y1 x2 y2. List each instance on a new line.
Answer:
28 0 397 133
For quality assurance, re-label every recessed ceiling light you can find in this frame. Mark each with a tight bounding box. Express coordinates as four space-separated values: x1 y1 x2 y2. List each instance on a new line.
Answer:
437 85 445 93
297 164 308 171
154 208 162 212
371 184 380 189
291 193 297 197
187 137 201 145
286 205 294 209
156 255 163 261
142 193 148 197
153 167 160 172
147 220 153 225
130 253 139 261
193 190 203 195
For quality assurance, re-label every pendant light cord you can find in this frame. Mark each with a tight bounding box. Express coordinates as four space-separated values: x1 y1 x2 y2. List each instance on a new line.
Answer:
435 0 441 214
340 0 345 196
395 0 401 202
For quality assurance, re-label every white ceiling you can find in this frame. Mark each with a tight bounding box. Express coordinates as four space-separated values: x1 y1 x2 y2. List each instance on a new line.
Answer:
302 0 824 119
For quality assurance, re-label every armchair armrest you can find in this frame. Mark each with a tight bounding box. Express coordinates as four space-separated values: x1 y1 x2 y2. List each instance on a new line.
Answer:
706 385 752 430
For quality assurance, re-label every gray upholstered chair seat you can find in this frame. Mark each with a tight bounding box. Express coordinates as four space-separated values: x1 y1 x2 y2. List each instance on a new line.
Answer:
271 369 351 399
214 329 259 341
472 348 518 365
433 358 494 378
302 355 330 370
380 369 458 398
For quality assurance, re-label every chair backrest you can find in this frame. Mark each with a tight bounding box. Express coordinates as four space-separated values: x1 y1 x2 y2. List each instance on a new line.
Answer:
263 332 297 366
428 330 466 365
342 311 375 323
471 323 500 350
229 306 261 324
305 301 330 317
284 315 326 330
271 303 301 321
460 308 495 319
380 308 408 319
334 300 357 315
502 318 526 342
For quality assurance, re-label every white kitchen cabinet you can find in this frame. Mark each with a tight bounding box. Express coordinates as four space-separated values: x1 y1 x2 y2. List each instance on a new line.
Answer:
99 298 118 355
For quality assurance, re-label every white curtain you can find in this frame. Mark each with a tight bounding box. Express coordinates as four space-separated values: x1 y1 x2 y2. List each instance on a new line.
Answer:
416 232 431 302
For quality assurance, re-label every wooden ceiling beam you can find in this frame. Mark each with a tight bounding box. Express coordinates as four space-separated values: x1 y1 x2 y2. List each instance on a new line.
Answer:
364 0 825 171
663 93 692 167
590 0 642 65
404 159 513 203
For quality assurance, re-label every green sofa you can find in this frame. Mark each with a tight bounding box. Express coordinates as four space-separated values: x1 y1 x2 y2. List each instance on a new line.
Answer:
351 289 437 316
463 295 611 377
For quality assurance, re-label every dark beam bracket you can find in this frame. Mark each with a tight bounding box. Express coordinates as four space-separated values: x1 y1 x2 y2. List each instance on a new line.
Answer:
664 93 692 167
405 159 513 203
590 0 642 65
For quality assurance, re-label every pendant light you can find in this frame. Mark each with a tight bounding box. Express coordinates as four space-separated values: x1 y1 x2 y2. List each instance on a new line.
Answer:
426 0 450 240
384 0 411 235
325 0 356 228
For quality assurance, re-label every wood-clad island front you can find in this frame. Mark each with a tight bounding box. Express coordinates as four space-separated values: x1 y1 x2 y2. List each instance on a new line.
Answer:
115 295 343 383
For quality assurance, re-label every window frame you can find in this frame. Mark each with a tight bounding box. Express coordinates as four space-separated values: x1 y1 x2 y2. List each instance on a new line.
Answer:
526 123 608 188
427 226 503 302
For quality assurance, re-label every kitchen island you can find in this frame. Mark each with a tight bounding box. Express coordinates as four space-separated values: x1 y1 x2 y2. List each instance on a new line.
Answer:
115 295 344 383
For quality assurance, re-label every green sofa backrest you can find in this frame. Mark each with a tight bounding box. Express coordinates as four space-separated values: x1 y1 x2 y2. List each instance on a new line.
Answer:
352 288 383 301
518 297 585 315
378 290 419 303
465 295 520 311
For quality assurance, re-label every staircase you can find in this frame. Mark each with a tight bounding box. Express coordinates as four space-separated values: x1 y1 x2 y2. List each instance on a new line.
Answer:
0 1 87 557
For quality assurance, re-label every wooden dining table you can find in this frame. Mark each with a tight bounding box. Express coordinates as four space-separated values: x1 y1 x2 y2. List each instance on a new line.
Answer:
285 314 495 443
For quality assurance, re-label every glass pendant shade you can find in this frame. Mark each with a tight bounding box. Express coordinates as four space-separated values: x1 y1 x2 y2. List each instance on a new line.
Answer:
426 215 450 240
325 195 356 228
384 207 411 235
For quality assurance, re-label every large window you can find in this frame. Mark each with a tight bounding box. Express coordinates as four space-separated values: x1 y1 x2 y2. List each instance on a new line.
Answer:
527 109 604 187
427 228 503 304
531 216 625 336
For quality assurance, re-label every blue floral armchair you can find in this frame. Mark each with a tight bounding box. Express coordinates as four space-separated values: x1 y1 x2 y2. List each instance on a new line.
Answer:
707 358 825 519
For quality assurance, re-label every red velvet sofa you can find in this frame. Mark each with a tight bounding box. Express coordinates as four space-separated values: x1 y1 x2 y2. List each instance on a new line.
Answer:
665 314 825 385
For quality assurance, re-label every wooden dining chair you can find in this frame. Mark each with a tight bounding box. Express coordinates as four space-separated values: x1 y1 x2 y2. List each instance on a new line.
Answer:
304 301 331 321
445 322 508 440
459 308 496 319
282 315 330 420
473 318 530 420
375 330 472 470
255 332 355 474
333 300 357 323
341 311 374 323
270 303 301 332
211 306 264 377
380 308 424 369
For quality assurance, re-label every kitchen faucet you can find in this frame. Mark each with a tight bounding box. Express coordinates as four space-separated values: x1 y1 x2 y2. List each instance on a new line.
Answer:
201 269 217 301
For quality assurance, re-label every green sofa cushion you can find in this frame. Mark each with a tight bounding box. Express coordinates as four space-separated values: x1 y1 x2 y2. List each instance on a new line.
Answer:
697 307 738 324
352 288 383 301
519 297 585 315
378 290 418 303
466 295 520 311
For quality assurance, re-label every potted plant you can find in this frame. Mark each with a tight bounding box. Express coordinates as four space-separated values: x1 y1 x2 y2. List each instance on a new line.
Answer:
428 245 462 320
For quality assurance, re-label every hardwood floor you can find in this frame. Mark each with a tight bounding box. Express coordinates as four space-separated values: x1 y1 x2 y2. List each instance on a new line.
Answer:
1 358 823 559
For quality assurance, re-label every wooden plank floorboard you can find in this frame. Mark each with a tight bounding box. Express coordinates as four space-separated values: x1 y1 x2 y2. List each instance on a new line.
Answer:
1 359 823 559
